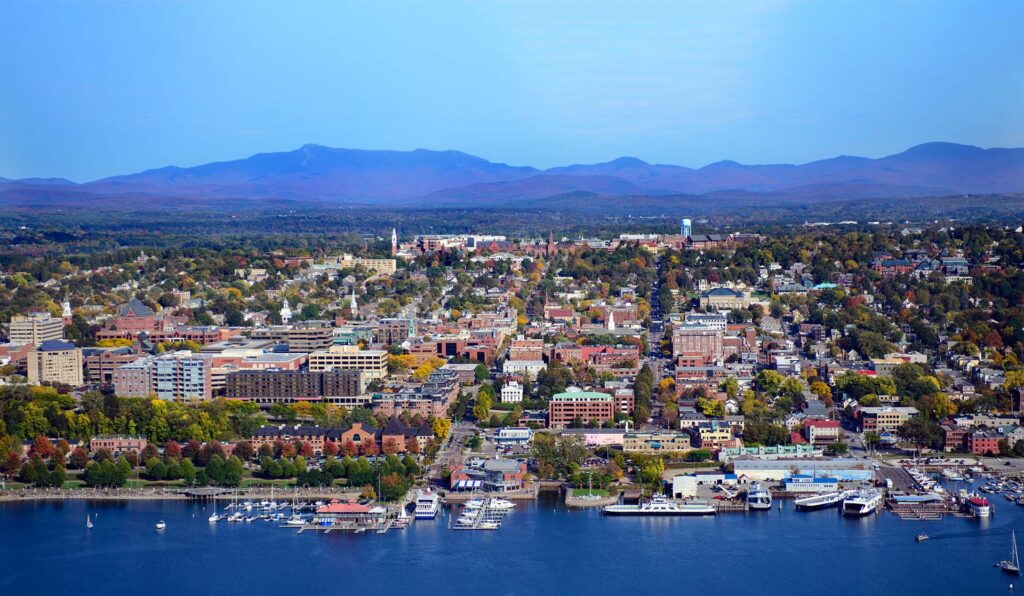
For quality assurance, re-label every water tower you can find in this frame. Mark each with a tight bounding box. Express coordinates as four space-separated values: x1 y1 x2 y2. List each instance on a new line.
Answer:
680 218 692 238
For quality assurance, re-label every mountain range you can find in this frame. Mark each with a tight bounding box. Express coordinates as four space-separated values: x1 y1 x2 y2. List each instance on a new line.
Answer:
2 142 1022 209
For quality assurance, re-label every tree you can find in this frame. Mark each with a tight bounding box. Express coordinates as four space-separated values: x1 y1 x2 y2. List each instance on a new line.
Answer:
432 418 451 441
474 364 489 383
233 440 255 461
69 447 89 470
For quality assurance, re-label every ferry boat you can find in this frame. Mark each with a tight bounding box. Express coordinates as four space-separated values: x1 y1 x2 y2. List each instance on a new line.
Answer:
842 489 882 517
602 494 716 516
967 495 991 518
746 484 773 511
414 490 441 519
794 491 845 511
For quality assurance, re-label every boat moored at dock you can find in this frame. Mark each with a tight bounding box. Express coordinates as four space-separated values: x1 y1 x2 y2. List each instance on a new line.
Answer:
602 494 716 516
794 491 845 511
746 484 773 511
415 490 441 520
967 495 991 518
842 489 882 517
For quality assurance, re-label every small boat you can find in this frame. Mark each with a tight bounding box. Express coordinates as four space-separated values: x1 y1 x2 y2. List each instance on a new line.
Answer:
916 533 929 542
86 514 93 530
155 520 167 530
488 498 516 511
746 484 773 511
998 530 1021 575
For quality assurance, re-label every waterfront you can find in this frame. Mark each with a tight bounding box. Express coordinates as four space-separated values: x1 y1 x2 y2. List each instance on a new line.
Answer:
1 487 1021 596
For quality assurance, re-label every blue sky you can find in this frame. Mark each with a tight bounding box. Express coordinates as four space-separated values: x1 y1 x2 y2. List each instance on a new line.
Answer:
1 0 1022 181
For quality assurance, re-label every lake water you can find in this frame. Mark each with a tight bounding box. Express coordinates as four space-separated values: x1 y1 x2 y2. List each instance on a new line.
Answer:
1 485 1020 596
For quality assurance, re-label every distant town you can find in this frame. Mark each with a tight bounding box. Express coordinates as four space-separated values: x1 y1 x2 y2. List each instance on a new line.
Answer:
1 218 1024 530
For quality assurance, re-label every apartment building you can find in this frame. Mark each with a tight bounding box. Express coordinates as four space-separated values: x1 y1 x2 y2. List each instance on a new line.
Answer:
224 369 367 406
26 340 83 386
112 351 212 401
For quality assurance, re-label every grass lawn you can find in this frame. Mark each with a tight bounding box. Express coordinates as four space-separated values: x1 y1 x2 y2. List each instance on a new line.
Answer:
572 488 610 497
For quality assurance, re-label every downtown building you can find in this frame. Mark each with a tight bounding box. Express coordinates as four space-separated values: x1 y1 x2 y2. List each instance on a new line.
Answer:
224 369 368 407
8 313 65 345
26 340 83 386
112 351 212 401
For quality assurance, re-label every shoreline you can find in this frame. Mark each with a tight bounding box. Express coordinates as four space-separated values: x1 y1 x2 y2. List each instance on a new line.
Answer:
0 487 364 503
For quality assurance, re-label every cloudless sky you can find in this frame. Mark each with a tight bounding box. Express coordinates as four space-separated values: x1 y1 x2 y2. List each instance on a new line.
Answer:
1 0 1022 181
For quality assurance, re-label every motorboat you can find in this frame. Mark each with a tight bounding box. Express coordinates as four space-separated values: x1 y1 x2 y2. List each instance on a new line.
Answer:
746 484 773 511
842 489 882 517
916 533 929 542
155 520 167 530
488 498 515 511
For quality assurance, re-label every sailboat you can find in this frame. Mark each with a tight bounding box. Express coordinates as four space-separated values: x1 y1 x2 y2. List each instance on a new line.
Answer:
998 530 1021 575
86 514 93 530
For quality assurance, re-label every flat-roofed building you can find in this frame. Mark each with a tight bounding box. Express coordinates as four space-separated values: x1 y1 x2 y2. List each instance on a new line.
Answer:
858 406 918 433
224 369 367 407
112 351 212 401
9 313 64 345
83 347 143 384
308 345 388 380
623 431 691 454
27 340 82 386
548 391 614 429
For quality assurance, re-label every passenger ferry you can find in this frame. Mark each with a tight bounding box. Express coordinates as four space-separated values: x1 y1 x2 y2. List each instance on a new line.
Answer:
602 494 716 516
415 490 441 519
746 484 773 511
842 489 882 517
967 495 991 518
794 491 845 511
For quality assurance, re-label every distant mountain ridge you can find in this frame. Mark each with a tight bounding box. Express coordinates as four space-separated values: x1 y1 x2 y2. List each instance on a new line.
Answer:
2 141 1022 207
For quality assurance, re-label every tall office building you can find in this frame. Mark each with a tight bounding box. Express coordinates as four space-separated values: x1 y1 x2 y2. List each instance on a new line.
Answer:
9 313 65 345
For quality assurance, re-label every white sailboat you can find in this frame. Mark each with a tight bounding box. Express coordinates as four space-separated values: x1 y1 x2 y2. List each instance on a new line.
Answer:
86 514 93 530
998 530 1021 575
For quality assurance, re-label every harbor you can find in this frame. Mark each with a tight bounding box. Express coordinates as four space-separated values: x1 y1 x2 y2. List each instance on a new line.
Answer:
5 481 1024 596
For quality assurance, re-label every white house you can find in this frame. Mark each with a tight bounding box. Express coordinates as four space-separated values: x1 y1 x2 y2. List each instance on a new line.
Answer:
500 380 524 403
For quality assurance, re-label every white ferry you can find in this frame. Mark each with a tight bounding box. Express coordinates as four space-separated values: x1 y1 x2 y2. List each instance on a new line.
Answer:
602 494 716 516
415 490 441 519
842 489 882 517
794 491 845 511
746 484 773 511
